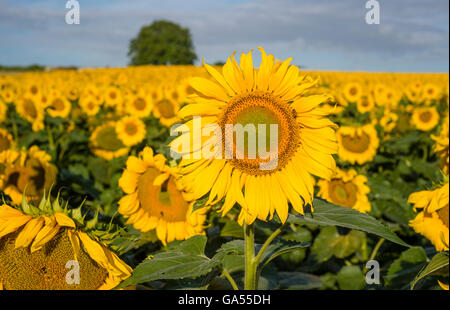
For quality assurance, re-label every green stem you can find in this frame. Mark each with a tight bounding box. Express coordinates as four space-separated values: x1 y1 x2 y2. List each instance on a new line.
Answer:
47 125 55 151
369 238 385 262
222 269 239 290
244 222 256 290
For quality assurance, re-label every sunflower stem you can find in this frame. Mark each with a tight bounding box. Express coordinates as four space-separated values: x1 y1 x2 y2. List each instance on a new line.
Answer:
244 222 256 290
222 269 239 290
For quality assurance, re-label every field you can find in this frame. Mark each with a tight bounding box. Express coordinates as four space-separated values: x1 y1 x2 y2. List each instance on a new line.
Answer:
0 54 448 290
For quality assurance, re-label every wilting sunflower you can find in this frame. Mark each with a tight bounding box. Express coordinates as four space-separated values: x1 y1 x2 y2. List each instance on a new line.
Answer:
171 48 338 225
408 182 449 252
118 147 208 245
47 95 71 119
411 106 439 131
0 195 132 290
153 89 180 127
432 116 449 175
317 168 370 213
336 124 379 165
16 95 45 131
0 128 15 152
116 116 146 147
0 146 57 205
89 121 129 160
343 82 362 103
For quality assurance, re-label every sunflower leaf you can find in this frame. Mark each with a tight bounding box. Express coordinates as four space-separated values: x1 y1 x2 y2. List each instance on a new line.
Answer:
116 235 219 288
287 198 409 247
411 252 449 290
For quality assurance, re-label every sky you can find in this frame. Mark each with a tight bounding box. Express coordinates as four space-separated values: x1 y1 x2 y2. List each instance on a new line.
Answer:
0 0 448 72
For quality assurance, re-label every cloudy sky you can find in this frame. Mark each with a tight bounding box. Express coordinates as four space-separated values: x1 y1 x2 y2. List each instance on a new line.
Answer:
0 0 448 72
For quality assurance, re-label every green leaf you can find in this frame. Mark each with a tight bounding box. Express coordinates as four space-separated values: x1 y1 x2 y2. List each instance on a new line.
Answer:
259 240 310 270
278 272 322 290
385 247 428 288
219 219 244 239
336 265 366 290
288 198 409 247
411 252 449 290
117 235 217 288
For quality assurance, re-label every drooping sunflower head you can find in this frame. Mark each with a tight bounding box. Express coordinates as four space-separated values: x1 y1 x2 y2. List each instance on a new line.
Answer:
118 147 208 245
89 121 130 160
171 48 338 225
411 106 440 132
0 194 132 290
115 116 147 147
408 182 449 252
0 146 57 205
318 168 371 213
336 124 379 165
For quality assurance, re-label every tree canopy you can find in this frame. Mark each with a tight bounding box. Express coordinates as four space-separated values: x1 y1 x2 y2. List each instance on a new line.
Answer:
128 20 197 66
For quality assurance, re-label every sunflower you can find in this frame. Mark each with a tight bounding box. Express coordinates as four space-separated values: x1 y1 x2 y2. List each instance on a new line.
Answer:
318 168 370 213
79 94 100 116
379 108 398 133
0 146 57 205
336 124 379 165
356 94 375 114
0 85 16 104
171 48 338 225
104 86 123 108
432 116 449 175
408 182 449 252
16 95 45 131
153 89 180 127
0 196 132 290
116 116 146 147
89 121 129 160
47 95 71 118
422 83 441 102
0 98 7 123
343 82 362 103
0 128 15 152
411 106 439 131
126 91 153 118
118 147 208 245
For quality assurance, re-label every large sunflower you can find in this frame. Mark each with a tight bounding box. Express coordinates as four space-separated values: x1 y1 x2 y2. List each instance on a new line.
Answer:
432 116 449 175
317 168 371 213
89 121 130 160
0 146 57 205
336 124 379 165
118 147 208 245
408 182 449 252
0 196 132 290
171 48 338 225
411 106 439 131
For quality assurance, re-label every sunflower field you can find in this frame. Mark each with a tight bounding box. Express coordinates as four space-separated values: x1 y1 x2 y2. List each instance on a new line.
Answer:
0 49 448 291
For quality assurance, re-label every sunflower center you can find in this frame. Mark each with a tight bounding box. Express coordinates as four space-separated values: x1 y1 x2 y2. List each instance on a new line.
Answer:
51 98 65 111
95 125 125 151
341 132 371 153
109 91 117 99
134 97 147 111
155 99 175 118
137 168 189 222
0 135 11 151
30 86 38 95
0 229 108 290
219 91 300 175
23 99 37 118
438 205 449 228
328 180 358 208
125 122 138 136
419 111 432 123
349 87 357 96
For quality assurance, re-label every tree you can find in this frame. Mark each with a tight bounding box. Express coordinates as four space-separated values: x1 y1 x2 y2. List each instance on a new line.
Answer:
128 20 197 66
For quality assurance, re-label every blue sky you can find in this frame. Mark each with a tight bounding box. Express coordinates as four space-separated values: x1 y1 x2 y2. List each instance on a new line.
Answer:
0 0 448 72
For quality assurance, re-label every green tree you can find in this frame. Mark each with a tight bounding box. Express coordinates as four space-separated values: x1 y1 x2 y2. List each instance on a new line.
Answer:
128 20 197 65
